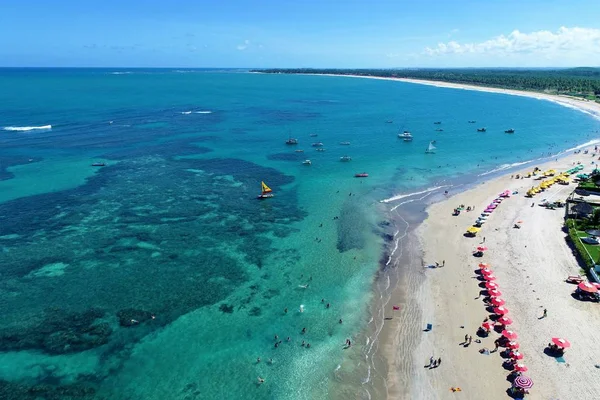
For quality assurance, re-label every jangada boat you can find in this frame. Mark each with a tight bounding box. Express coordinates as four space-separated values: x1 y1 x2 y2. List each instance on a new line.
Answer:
425 141 436 154
355 172 369 178
257 181 274 199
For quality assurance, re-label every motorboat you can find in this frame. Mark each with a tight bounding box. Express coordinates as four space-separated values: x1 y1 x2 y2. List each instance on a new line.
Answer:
434 121 442 125
302 160 312 165
340 155 352 162
311 142 324 147
468 120 476 123
295 149 304 153
505 128 515 133
91 162 106 167
355 172 369 178
339 141 351 145
398 131 413 141
309 133 318 137
257 181 274 199
286 137 298 145
477 128 487 132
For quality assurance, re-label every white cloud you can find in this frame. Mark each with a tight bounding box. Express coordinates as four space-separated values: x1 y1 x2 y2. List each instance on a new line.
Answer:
236 40 250 51
425 27 600 60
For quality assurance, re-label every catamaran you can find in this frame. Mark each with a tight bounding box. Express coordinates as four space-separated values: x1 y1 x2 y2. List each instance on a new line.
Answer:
425 141 436 154
257 181 274 199
398 131 413 141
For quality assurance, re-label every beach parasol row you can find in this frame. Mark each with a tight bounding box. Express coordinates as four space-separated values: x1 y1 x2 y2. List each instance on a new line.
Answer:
466 190 513 235
525 165 582 197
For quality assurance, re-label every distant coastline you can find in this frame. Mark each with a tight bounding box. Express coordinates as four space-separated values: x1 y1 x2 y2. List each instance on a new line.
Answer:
254 71 600 121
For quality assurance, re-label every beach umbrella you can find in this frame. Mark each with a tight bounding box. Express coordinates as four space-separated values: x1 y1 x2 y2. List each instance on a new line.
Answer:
477 246 488 251
484 274 497 281
551 337 571 349
482 268 493 275
479 215 488 220
514 364 528 372
497 316 512 325
507 341 520 349
486 282 499 290
502 330 518 340
482 321 494 331
514 375 533 389
509 351 524 360
578 282 598 293
592 282 600 290
488 289 502 297
479 262 491 269
493 306 509 315
491 297 505 306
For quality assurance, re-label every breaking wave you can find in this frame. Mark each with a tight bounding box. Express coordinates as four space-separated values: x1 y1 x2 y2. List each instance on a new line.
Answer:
3 125 52 132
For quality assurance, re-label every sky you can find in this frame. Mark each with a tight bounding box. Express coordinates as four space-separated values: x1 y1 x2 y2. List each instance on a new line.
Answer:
0 0 599 68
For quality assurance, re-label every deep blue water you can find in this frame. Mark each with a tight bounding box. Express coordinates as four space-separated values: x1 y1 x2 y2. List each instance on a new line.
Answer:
0 68 598 400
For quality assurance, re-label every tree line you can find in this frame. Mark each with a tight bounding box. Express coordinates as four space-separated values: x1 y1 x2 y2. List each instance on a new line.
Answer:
251 68 600 98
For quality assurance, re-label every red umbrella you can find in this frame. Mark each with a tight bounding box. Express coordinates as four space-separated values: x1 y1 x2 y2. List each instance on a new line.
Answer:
578 282 598 293
491 297 505 306
484 274 497 281
488 289 502 297
551 337 571 348
477 246 488 251
482 321 494 331
481 268 493 275
497 316 513 325
478 263 491 269
493 306 509 315
486 282 499 290
592 282 600 289
507 341 520 349
502 330 518 340
514 375 533 389
510 351 524 360
514 364 528 372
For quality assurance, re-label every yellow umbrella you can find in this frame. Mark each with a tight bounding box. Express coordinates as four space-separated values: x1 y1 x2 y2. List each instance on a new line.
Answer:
466 227 480 233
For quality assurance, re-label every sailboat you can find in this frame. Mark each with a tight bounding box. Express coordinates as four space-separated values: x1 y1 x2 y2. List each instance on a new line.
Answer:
257 181 274 199
425 141 436 154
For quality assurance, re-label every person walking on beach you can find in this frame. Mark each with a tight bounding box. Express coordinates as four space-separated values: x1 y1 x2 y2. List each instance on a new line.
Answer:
437 358 442 367
428 356 434 367
442 260 445 267
464 334 469 343
541 308 547 319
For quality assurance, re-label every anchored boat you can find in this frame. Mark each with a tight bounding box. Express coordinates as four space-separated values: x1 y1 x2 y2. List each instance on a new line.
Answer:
505 128 515 133
257 181 274 199
398 131 413 141
355 172 369 178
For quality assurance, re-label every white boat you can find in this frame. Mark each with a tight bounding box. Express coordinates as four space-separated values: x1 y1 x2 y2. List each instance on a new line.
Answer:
340 155 352 162
398 131 413 141
425 141 436 154
302 160 312 165
339 141 351 145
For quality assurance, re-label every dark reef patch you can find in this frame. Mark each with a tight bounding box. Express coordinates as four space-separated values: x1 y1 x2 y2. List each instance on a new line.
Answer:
267 152 304 162
0 156 43 181
336 199 368 252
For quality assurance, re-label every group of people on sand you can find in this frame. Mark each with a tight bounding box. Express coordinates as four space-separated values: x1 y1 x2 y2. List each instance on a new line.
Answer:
426 356 442 369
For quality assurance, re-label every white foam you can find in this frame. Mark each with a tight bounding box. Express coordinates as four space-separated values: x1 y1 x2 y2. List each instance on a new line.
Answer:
561 139 600 154
477 159 538 177
181 111 192 115
380 185 450 204
194 111 212 114
3 125 52 132
110 72 132 75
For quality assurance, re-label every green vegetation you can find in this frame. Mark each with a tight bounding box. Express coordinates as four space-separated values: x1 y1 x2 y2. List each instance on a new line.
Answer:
576 170 600 192
253 68 600 100
566 219 596 270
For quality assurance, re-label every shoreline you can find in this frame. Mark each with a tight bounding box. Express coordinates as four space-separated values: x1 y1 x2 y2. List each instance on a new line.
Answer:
374 147 600 399
298 73 600 121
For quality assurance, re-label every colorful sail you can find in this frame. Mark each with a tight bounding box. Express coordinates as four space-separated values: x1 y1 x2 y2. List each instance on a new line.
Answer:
261 181 272 193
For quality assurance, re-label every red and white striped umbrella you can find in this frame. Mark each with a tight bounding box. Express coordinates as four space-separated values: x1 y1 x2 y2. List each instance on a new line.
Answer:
482 321 494 331
502 330 518 340
486 282 499 290
493 306 509 315
488 289 502 297
551 337 571 348
482 268 493 275
514 375 533 389
507 341 520 349
497 316 513 325
491 297 506 306
578 282 598 293
484 274 497 281
477 246 488 251
514 364 528 372
510 351 524 360
479 262 491 269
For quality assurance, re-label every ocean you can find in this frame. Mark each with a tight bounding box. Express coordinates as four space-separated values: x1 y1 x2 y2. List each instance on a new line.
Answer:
0 68 598 400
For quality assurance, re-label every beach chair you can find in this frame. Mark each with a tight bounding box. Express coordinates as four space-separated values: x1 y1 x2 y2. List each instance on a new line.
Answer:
425 323 433 331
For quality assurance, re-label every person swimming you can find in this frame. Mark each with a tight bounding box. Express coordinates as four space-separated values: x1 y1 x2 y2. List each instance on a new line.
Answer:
257 376 265 384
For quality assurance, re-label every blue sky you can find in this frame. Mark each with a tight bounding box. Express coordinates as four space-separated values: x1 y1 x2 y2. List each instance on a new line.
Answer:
1 0 599 67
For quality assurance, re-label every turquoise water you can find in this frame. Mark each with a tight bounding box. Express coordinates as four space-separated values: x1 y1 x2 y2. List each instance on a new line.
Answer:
0 69 598 400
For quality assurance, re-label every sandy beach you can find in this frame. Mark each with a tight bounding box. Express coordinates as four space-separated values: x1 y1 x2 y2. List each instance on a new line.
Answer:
379 150 600 400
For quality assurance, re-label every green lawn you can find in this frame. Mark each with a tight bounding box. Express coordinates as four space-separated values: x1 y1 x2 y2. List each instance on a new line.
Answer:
575 230 600 263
